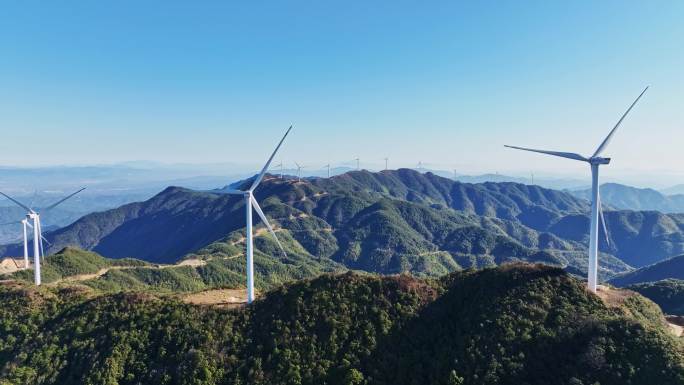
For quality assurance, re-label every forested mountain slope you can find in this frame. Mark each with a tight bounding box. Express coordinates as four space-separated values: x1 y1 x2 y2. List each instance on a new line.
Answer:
3 170 683 279
1 264 682 385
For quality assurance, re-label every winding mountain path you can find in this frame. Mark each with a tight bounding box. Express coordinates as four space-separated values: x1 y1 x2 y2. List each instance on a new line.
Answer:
49 258 209 285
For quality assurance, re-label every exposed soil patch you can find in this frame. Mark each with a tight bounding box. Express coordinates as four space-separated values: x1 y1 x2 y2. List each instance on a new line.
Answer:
0 258 26 274
182 288 250 309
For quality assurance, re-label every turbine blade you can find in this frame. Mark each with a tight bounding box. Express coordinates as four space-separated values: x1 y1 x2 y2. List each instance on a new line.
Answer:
28 190 38 211
250 195 287 257
43 187 86 212
504 145 588 162
250 125 293 191
0 191 34 213
598 192 610 246
592 86 649 157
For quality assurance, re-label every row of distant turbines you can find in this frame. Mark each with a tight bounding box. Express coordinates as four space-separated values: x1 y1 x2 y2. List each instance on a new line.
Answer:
4 87 648 303
0 188 85 285
272 159 431 181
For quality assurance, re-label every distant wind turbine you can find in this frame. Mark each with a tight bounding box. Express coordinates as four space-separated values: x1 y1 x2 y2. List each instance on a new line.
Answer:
505 86 648 293
295 162 305 182
273 161 284 179
0 219 33 269
384 157 389 170
355 158 360 171
0 188 86 285
215 126 292 304
324 164 331 178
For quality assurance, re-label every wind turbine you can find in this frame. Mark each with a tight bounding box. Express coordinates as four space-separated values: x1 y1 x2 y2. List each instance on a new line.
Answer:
505 87 648 292
355 158 360 171
324 164 331 178
295 162 304 182
273 161 284 179
217 126 291 304
0 188 86 285
384 157 389 171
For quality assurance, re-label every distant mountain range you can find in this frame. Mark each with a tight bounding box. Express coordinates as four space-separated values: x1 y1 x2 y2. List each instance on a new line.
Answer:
609 254 684 287
4 169 684 282
569 183 684 213
661 184 684 196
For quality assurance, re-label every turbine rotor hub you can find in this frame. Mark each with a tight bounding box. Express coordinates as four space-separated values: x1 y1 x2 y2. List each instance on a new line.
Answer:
589 157 611 165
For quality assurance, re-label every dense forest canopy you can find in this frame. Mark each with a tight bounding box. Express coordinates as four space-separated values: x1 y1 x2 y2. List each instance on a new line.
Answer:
0 264 682 385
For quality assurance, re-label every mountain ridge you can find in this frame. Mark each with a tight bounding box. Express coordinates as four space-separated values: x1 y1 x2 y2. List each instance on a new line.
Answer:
570 182 684 213
3 169 684 279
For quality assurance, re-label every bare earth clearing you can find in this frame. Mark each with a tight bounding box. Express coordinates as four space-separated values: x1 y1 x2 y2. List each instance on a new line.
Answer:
182 288 248 308
0 258 26 275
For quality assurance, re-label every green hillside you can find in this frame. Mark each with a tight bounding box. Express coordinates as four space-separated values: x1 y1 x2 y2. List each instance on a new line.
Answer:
8 244 344 294
9 247 150 284
0 265 681 384
629 279 684 316
7 169 684 281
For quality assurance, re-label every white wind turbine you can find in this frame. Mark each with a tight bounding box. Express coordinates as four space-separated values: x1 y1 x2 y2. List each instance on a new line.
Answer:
323 164 331 178
0 218 33 269
355 157 360 171
217 126 291 304
384 157 389 170
0 188 86 285
295 162 305 182
505 87 648 292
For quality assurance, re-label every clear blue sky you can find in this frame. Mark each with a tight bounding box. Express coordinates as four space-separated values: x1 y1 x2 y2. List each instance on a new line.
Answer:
1 1 682 180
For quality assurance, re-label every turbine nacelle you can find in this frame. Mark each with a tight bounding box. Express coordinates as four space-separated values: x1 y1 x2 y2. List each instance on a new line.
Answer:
589 157 611 165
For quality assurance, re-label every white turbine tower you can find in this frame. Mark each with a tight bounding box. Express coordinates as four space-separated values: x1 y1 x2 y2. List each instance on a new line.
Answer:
295 162 304 182
384 157 389 171
505 87 648 292
324 164 331 178
355 157 360 171
218 126 291 304
21 219 29 268
0 188 86 285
